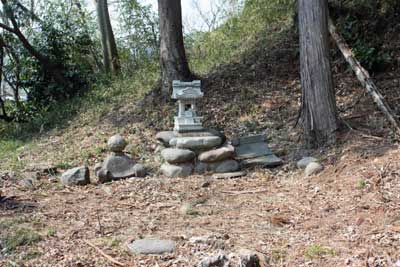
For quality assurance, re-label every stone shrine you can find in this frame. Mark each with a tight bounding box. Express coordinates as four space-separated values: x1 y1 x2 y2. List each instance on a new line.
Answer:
155 80 282 178
172 80 204 132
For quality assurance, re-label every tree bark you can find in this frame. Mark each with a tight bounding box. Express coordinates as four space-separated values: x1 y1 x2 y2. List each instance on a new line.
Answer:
158 0 192 97
95 0 120 75
298 0 338 147
328 18 400 134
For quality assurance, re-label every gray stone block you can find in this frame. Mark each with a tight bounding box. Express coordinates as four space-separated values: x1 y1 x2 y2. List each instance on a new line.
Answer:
127 239 175 255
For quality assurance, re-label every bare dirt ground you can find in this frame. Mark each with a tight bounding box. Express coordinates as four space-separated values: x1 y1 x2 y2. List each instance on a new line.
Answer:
1 29 400 267
2 134 400 267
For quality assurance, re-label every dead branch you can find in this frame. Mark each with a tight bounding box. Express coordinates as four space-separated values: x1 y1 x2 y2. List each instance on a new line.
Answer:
328 18 400 135
221 189 269 195
84 240 126 267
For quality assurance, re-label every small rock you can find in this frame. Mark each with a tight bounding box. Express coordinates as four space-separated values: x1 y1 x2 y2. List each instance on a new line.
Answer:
237 249 266 267
169 136 222 150
161 148 195 164
305 162 324 176
201 180 211 188
107 134 127 152
199 254 229 267
127 239 175 255
133 164 147 178
20 178 35 189
199 145 235 162
189 236 209 244
161 163 193 177
297 157 318 169
156 131 176 147
238 252 261 267
60 166 90 186
180 203 198 215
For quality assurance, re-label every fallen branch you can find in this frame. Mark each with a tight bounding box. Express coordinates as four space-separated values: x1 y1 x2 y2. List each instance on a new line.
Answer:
328 18 400 135
221 189 269 195
84 240 126 267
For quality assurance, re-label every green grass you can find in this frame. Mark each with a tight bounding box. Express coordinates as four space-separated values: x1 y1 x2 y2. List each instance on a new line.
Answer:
304 244 336 260
0 218 42 252
0 61 159 172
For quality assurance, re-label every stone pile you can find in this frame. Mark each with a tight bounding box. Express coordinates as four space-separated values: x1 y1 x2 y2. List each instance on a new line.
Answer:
96 134 146 183
158 130 240 178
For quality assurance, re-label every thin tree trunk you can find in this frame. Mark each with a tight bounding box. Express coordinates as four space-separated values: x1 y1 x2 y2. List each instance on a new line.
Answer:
328 18 400 134
95 0 120 75
158 0 192 97
298 0 338 147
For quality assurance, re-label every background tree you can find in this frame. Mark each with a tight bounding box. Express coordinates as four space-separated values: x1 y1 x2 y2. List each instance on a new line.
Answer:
158 0 192 96
95 0 120 74
298 0 338 147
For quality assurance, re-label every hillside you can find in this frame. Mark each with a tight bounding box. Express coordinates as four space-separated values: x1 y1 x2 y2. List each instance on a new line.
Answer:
1 2 400 266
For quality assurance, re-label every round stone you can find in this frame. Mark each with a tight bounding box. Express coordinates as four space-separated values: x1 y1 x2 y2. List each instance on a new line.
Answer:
107 134 127 152
156 131 176 147
161 148 195 164
161 163 193 177
198 145 235 162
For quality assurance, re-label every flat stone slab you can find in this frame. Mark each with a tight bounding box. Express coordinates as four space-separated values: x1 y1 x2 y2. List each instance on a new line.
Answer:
234 142 273 160
170 136 222 150
161 148 195 164
161 163 193 177
199 145 235 163
212 171 247 179
232 134 266 146
240 155 283 168
127 239 175 255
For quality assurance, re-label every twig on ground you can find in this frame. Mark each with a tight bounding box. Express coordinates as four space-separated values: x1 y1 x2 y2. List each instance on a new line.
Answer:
221 189 269 195
84 240 126 267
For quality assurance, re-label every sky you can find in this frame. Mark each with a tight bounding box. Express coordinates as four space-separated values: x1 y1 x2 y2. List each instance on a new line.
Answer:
108 0 213 33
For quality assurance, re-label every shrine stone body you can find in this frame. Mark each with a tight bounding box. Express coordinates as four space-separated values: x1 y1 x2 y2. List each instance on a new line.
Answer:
172 80 204 132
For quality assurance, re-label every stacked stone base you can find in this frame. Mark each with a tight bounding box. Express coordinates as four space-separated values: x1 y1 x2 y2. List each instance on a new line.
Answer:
157 130 240 178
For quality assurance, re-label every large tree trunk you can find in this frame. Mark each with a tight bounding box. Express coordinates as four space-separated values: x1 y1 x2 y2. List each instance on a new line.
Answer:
95 0 120 74
298 0 338 147
158 0 192 97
